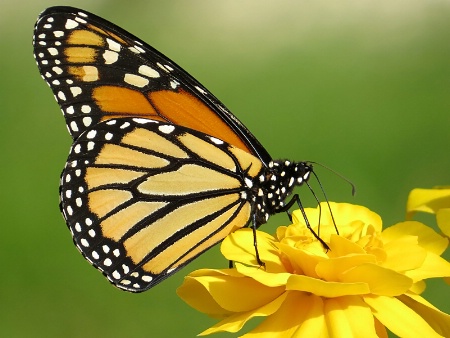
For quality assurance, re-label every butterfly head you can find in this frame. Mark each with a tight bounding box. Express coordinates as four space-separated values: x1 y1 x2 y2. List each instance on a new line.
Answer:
251 160 313 225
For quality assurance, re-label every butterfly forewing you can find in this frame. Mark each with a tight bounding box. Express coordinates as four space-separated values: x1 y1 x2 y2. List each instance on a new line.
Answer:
33 6 271 163
61 117 262 291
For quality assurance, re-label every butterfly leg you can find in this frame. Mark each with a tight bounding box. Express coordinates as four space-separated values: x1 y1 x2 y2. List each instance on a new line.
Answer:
251 213 266 268
280 194 330 251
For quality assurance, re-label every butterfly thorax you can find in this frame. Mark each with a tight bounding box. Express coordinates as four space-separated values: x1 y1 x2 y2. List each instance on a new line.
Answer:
251 160 313 226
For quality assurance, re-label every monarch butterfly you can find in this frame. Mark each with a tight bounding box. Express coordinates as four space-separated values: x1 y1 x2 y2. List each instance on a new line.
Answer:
33 6 321 292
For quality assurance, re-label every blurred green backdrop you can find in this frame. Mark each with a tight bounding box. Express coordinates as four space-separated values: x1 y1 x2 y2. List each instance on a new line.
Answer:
1 0 449 337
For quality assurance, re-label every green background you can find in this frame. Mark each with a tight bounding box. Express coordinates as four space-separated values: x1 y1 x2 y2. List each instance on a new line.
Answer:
1 1 449 337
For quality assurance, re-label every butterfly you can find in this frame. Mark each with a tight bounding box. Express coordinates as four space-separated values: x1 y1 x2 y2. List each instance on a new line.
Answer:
33 6 321 292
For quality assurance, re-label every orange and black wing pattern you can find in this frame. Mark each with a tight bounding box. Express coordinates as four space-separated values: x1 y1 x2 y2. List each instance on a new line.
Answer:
33 6 313 292
61 117 264 291
33 6 271 163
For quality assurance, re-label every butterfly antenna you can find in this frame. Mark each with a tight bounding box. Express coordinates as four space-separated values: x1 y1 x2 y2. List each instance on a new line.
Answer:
309 161 356 196
309 169 339 235
304 180 323 235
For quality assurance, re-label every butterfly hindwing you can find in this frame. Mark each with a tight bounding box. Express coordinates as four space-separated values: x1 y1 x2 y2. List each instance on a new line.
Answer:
60 117 264 291
33 6 271 163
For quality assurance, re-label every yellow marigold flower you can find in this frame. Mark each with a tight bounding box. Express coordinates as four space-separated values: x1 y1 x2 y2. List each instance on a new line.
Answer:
177 202 450 337
406 187 450 238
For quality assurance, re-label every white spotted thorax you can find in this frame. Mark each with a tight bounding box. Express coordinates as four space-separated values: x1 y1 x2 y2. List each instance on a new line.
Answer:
252 160 312 224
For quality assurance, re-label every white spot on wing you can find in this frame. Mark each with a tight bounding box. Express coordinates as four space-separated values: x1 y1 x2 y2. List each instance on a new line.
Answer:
47 47 58 56
124 73 149 88
52 67 63 74
81 105 91 114
133 118 156 124
57 91 66 101
75 17 87 24
142 275 153 282
195 86 206 94
65 19 78 29
133 45 145 53
86 130 97 139
210 137 223 145
70 87 82 97
138 65 159 78
87 141 95 151
159 125 175 134
106 38 121 52
103 50 118 64
245 178 253 188
83 117 92 127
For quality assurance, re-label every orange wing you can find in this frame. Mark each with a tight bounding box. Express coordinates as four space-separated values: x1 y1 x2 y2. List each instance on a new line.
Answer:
33 6 271 163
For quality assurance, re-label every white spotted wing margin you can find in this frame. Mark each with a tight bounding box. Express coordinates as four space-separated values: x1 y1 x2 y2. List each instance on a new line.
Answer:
60 117 264 292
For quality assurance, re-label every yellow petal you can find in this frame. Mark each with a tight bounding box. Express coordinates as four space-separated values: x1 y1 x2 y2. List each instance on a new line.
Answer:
381 236 427 272
243 292 328 338
437 208 450 237
287 274 370 296
405 251 450 282
324 296 379 338
221 229 285 272
199 292 288 335
398 293 450 337
189 273 283 313
234 263 291 287
327 234 367 258
406 188 450 219
382 221 448 256
177 274 233 318
276 226 288 241
316 253 377 281
340 263 412 296
364 295 444 338
278 243 326 278
410 280 426 294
